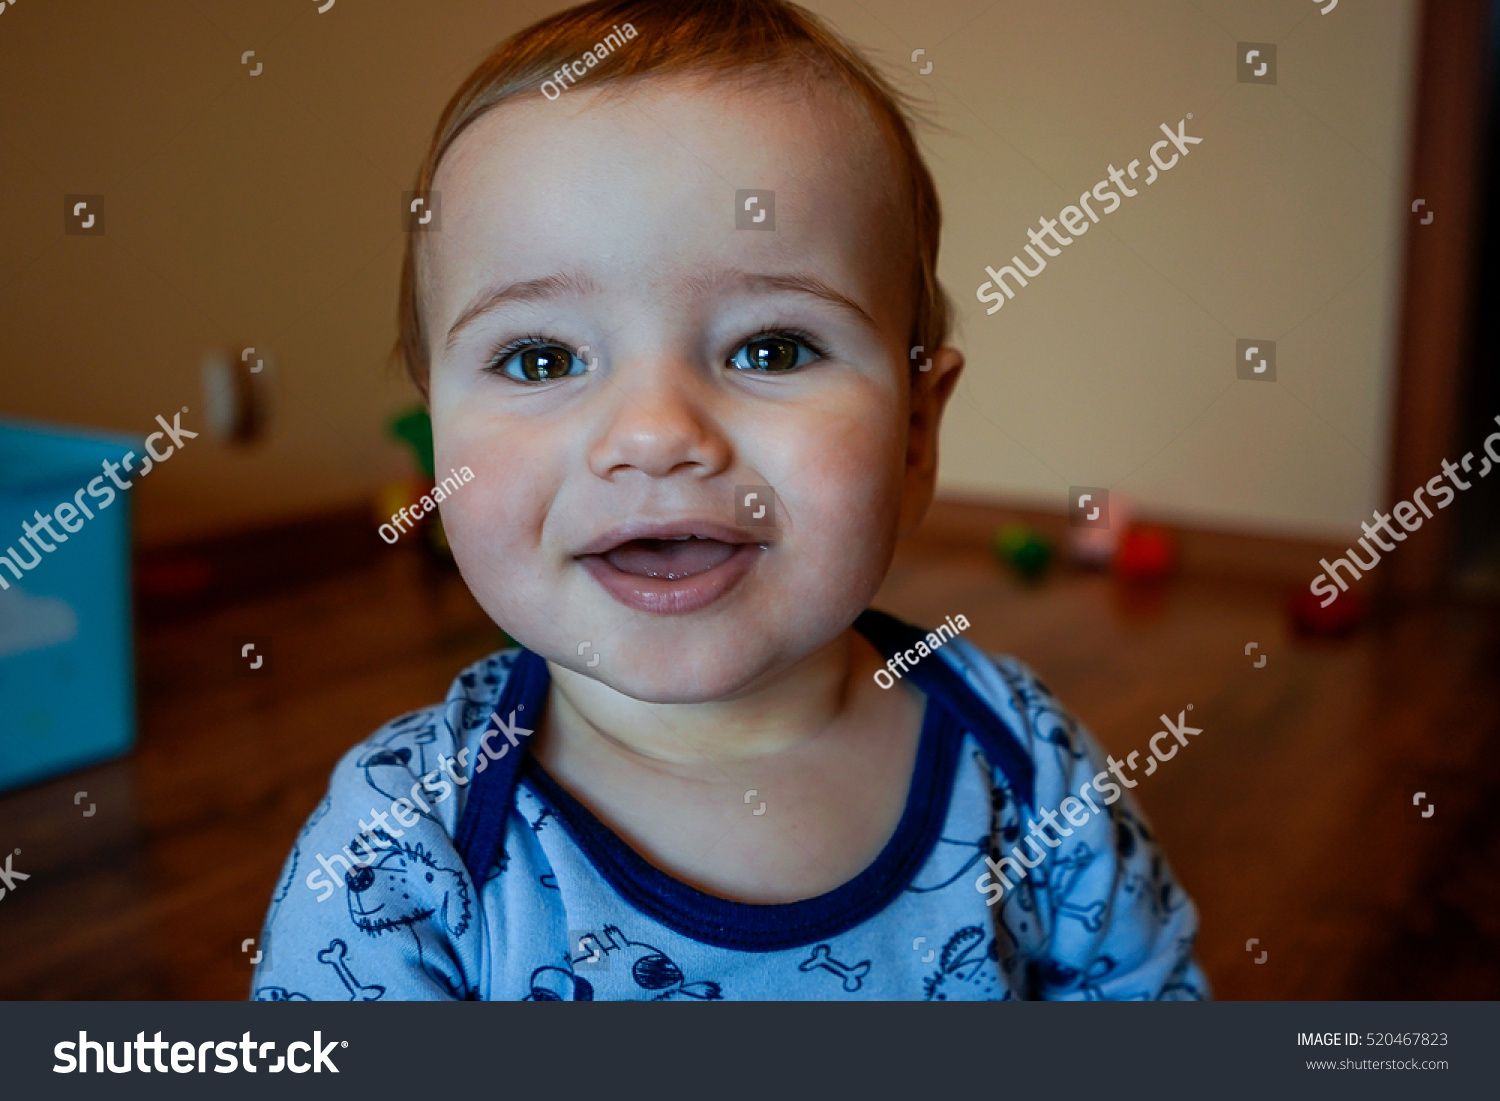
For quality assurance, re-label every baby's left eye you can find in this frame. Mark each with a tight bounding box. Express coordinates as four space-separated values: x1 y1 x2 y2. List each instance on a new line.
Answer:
728 333 823 373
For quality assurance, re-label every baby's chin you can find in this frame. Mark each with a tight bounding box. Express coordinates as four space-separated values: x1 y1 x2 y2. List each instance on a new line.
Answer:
546 633 798 705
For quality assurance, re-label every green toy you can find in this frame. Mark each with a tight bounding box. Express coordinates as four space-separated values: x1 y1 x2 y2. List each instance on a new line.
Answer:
993 523 1053 582
385 405 451 560
385 405 512 650
388 405 435 479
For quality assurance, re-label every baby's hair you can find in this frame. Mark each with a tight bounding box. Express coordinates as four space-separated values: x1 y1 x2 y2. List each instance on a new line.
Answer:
394 0 951 394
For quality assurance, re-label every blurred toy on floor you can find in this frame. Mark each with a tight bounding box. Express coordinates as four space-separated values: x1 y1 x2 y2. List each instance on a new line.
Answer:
1114 525 1179 584
1068 492 1131 568
992 523 1054 583
1288 585 1366 636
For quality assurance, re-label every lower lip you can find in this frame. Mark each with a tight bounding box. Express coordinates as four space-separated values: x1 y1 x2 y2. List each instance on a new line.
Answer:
580 542 764 615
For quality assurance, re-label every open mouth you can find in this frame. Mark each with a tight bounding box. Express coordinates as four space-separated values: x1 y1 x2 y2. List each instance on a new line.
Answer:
602 535 743 579
577 523 768 615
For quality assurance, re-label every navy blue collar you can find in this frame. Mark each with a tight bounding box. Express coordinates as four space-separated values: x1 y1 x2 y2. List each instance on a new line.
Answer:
854 609 1034 809
454 609 1034 952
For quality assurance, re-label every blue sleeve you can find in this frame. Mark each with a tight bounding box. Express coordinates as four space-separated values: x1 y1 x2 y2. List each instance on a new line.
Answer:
250 706 489 1001
970 650 1210 1000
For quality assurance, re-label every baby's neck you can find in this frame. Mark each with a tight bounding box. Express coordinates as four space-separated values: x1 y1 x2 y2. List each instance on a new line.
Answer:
542 628 879 770
530 626 926 903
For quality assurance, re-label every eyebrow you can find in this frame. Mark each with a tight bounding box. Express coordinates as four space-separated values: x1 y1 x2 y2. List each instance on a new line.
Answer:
705 270 878 329
443 267 877 352
444 270 600 352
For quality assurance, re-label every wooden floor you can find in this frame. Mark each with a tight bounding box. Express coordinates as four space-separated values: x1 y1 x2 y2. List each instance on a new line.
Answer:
2 526 1497 1000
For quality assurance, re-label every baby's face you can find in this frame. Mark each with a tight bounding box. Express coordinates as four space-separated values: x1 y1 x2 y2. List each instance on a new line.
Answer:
425 75 955 702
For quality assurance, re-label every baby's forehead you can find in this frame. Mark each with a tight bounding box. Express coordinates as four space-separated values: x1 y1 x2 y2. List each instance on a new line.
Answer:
423 72 914 329
441 69 903 200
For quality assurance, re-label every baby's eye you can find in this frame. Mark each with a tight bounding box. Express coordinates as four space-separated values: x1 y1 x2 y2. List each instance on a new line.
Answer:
728 332 823 373
489 340 587 382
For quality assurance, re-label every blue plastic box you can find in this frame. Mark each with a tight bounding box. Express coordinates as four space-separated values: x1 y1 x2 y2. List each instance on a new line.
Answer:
0 418 138 792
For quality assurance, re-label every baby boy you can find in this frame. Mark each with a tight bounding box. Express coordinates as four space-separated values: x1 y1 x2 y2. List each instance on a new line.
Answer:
255 0 1207 1002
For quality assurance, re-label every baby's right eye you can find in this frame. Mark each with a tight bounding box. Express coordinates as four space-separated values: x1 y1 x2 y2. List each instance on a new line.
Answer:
487 339 587 382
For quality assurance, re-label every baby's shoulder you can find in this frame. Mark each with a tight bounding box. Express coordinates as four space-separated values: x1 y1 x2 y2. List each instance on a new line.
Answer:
374 648 518 740
325 648 523 828
936 637 1099 778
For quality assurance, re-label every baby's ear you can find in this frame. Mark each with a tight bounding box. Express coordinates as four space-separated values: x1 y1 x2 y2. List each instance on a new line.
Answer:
899 344 964 536
906 345 964 469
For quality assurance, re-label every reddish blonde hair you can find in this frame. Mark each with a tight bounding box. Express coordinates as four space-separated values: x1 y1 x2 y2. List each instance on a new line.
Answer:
394 0 951 393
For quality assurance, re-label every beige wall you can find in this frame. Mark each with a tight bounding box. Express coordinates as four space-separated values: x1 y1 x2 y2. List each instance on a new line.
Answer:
0 0 1417 544
813 0 1419 539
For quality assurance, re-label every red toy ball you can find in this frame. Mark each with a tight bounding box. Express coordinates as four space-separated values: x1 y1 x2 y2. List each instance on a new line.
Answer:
1288 585 1366 636
1113 526 1177 583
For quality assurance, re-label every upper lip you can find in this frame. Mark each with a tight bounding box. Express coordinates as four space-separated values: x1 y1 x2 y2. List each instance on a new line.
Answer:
575 519 770 557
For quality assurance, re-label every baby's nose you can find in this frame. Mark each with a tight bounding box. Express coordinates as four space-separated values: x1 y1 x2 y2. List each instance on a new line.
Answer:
588 371 731 481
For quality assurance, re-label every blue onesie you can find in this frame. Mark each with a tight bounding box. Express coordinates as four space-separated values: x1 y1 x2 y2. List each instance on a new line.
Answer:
253 610 1209 1001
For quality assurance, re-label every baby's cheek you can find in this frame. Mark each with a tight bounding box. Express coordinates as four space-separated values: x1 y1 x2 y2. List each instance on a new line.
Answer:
790 417 904 585
441 480 505 549
436 441 548 598
440 487 507 599
815 403 904 511
440 483 563 646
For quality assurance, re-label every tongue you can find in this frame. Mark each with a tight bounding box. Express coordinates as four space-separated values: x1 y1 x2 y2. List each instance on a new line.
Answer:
603 538 738 579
